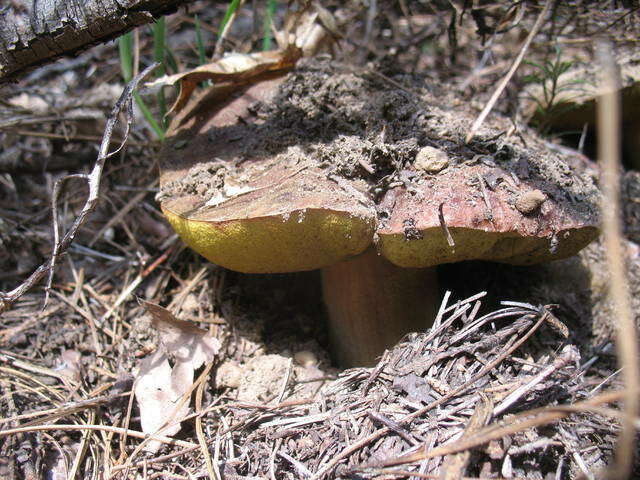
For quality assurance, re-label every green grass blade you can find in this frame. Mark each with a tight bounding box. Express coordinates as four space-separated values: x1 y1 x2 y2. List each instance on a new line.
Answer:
118 30 165 140
153 17 168 128
195 15 207 65
219 0 241 41
135 92 165 140
118 32 134 82
153 17 166 71
262 0 277 51
164 46 179 73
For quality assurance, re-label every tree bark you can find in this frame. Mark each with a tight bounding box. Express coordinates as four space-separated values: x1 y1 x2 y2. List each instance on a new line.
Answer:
0 0 194 83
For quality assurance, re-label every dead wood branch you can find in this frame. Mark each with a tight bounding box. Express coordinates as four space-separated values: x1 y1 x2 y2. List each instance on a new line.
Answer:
0 0 198 82
0 62 158 314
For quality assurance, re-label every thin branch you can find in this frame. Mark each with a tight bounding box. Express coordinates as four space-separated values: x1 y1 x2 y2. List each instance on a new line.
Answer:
465 0 551 143
0 63 159 314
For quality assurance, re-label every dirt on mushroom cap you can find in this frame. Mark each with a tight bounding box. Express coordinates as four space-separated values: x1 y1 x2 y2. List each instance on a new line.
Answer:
161 166 375 273
159 59 600 270
378 160 599 267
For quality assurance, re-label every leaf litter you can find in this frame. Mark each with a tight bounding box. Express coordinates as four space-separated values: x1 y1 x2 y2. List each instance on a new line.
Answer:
135 300 220 452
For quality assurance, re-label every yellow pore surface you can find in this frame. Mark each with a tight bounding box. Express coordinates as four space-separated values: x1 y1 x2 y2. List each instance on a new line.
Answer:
162 207 375 273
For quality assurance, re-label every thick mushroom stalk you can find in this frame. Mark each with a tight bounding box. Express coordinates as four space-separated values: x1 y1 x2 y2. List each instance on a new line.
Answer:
160 164 412 367
322 248 438 367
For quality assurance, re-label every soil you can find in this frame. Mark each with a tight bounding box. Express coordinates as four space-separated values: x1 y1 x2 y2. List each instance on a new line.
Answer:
2 3 640 480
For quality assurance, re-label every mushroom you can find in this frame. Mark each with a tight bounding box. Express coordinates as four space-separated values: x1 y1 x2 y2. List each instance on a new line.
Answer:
158 62 600 367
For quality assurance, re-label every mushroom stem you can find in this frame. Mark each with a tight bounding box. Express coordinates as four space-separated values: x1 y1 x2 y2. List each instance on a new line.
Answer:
321 247 439 367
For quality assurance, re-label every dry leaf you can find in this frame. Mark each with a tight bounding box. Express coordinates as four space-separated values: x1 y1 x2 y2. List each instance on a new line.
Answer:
134 349 188 452
134 300 220 452
145 7 337 115
143 300 220 369
147 45 303 114
55 349 82 383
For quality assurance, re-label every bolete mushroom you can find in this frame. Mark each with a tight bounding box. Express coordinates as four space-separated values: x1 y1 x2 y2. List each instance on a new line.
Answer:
158 61 600 367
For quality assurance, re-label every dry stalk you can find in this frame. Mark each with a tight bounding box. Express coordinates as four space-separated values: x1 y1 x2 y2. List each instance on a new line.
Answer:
214 1 242 59
195 362 219 480
595 38 640 480
465 0 552 143
0 423 197 448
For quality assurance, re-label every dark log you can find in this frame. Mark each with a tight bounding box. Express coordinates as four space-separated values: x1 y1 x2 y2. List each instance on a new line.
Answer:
0 0 195 82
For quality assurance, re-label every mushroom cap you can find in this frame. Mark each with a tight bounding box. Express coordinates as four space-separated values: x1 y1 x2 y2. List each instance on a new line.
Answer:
159 73 375 273
378 160 599 268
159 60 600 273
161 167 375 273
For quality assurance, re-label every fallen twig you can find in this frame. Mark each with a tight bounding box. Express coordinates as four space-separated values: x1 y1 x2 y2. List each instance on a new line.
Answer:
0 63 159 314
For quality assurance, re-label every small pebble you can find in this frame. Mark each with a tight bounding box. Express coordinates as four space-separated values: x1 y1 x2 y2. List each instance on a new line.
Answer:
414 146 449 173
294 350 318 368
516 189 546 214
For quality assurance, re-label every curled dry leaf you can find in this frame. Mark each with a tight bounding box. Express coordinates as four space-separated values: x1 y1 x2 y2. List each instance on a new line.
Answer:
134 300 220 452
146 45 303 115
145 5 335 115
142 300 220 368
134 349 187 453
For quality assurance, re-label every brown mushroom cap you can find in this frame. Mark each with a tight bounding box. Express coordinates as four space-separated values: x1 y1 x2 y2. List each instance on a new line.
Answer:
159 74 375 273
160 62 600 273
378 161 599 268
161 166 375 273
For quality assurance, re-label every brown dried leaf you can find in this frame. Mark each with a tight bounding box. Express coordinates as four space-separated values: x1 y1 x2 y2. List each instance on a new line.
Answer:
142 300 220 369
134 300 220 452
146 45 303 114
135 349 187 452
56 349 82 383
